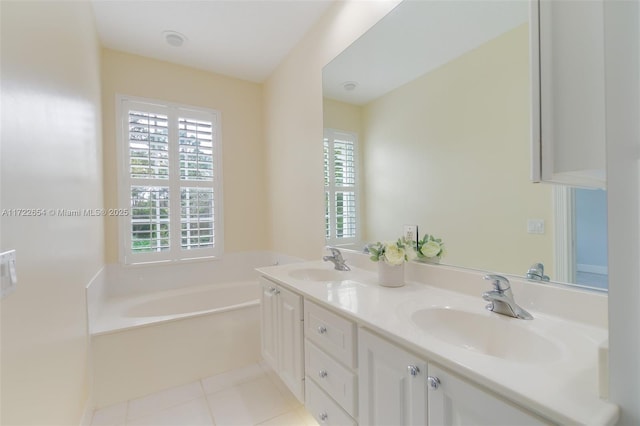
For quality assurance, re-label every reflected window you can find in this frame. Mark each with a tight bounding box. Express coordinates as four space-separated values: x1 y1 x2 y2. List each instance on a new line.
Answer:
324 129 359 246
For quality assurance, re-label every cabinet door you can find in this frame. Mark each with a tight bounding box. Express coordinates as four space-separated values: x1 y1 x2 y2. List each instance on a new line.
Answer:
427 363 547 426
531 0 606 188
359 328 428 426
260 278 278 371
277 285 304 401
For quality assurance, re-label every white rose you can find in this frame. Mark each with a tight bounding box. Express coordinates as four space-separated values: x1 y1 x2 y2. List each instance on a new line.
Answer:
420 240 441 258
384 243 406 265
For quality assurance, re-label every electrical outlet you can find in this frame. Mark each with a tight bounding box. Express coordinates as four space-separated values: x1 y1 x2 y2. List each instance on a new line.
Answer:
403 225 418 243
1 249 17 299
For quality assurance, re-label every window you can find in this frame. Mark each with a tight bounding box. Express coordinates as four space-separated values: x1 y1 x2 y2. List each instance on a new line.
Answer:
117 95 223 264
324 129 359 246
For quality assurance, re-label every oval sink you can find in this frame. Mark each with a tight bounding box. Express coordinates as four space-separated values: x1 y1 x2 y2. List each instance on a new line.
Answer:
288 268 350 282
410 308 562 363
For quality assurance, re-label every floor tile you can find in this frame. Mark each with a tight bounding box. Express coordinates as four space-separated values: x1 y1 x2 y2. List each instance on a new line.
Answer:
202 363 266 394
127 381 204 421
255 410 305 426
91 402 127 426
261 367 301 411
296 407 320 426
126 397 213 426
206 375 293 426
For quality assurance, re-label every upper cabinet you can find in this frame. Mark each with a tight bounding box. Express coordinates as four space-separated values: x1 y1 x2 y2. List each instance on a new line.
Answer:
530 0 606 188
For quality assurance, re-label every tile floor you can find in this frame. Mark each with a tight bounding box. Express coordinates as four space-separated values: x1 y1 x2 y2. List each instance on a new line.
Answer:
90 362 319 426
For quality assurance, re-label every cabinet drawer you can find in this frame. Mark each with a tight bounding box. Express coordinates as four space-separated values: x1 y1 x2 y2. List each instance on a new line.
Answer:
305 378 356 426
305 339 357 417
304 300 357 368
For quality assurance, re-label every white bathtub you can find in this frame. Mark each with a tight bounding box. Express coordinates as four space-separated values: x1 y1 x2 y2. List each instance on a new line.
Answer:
90 281 262 408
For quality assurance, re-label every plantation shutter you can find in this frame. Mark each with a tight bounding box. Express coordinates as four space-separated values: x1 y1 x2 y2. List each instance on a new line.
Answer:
119 97 222 264
324 129 358 245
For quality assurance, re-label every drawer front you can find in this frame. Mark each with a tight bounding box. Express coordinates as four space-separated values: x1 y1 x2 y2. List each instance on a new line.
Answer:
305 339 357 417
305 378 356 426
304 300 357 368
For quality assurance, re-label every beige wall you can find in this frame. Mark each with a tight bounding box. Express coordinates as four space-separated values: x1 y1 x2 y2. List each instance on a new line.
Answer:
323 98 363 135
0 1 104 424
359 24 554 276
263 1 401 259
101 49 267 262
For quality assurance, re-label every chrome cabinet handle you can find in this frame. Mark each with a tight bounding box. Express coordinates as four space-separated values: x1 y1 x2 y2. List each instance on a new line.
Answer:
317 325 327 334
407 365 420 377
427 375 441 390
319 412 328 422
318 369 328 379
269 287 276 293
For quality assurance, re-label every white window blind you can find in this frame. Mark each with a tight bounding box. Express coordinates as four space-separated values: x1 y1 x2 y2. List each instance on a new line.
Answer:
324 129 359 245
118 96 223 264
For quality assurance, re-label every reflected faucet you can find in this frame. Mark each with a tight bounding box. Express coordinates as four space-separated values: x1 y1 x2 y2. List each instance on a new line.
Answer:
526 262 550 281
323 247 351 271
482 274 533 320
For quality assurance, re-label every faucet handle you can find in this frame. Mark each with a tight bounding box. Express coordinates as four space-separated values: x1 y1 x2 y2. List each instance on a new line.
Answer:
483 274 510 292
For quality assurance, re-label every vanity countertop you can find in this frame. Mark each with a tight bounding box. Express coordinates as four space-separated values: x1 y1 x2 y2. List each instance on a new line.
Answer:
256 260 618 425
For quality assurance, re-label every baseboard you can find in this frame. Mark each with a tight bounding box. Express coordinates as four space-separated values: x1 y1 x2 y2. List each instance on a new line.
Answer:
577 263 608 275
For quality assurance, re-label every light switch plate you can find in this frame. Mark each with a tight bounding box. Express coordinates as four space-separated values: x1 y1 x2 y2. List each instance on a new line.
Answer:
1 250 17 299
527 219 545 234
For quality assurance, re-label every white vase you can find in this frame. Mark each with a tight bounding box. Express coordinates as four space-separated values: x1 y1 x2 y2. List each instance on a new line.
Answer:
377 261 405 287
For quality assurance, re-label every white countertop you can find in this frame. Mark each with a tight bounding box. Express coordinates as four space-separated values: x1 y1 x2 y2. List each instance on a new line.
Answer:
256 260 619 425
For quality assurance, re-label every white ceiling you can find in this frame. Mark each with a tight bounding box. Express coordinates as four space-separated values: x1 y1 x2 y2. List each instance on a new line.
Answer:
323 0 529 105
91 0 334 83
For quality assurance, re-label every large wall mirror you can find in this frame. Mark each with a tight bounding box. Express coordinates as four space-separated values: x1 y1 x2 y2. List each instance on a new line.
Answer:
322 0 607 290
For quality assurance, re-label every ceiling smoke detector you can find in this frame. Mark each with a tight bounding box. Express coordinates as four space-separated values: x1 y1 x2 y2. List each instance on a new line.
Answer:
163 31 187 47
342 81 358 91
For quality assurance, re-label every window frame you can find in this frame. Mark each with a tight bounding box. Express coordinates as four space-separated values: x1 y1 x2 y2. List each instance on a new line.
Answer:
324 128 360 247
116 94 224 265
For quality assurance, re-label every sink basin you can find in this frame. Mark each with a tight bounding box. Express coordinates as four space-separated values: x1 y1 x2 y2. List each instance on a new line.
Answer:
410 308 562 363
288 268 350 282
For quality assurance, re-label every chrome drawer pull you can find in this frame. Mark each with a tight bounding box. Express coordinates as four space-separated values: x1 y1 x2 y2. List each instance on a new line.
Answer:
407 365 420 377
317 325 327 334
319 412 328 422
318 369 328 379
427 375 441 390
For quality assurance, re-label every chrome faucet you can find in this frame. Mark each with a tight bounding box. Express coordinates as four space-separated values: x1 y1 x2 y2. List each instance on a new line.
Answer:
526 262 550 281
323 247 351 271
482 274 533 320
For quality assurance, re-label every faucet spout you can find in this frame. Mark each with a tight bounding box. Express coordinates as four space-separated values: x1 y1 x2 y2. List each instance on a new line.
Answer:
323 247 351 271
482 275 533 320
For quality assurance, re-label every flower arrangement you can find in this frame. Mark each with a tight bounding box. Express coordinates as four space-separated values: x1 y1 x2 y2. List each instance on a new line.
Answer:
416 234 445 260
368 238 417 266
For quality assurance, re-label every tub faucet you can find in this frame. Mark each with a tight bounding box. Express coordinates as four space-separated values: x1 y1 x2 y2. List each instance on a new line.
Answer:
482 274 533 320
323 247 351 271
526 262 550 281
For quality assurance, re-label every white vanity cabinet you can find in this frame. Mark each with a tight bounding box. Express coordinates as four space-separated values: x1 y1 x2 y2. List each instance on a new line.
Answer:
359 328 547 426
304 300 358 425
531 0 606 188
358 328 428 425
259 277 304 401
427 363 546 426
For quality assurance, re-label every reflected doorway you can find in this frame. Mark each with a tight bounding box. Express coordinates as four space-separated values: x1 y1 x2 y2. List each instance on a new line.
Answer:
555 186 608 290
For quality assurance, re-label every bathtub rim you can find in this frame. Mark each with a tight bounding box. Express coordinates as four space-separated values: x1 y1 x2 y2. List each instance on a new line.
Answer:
90 280 260 337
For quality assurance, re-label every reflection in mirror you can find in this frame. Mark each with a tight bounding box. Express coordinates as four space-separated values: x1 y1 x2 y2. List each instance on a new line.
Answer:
322 0 607 290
